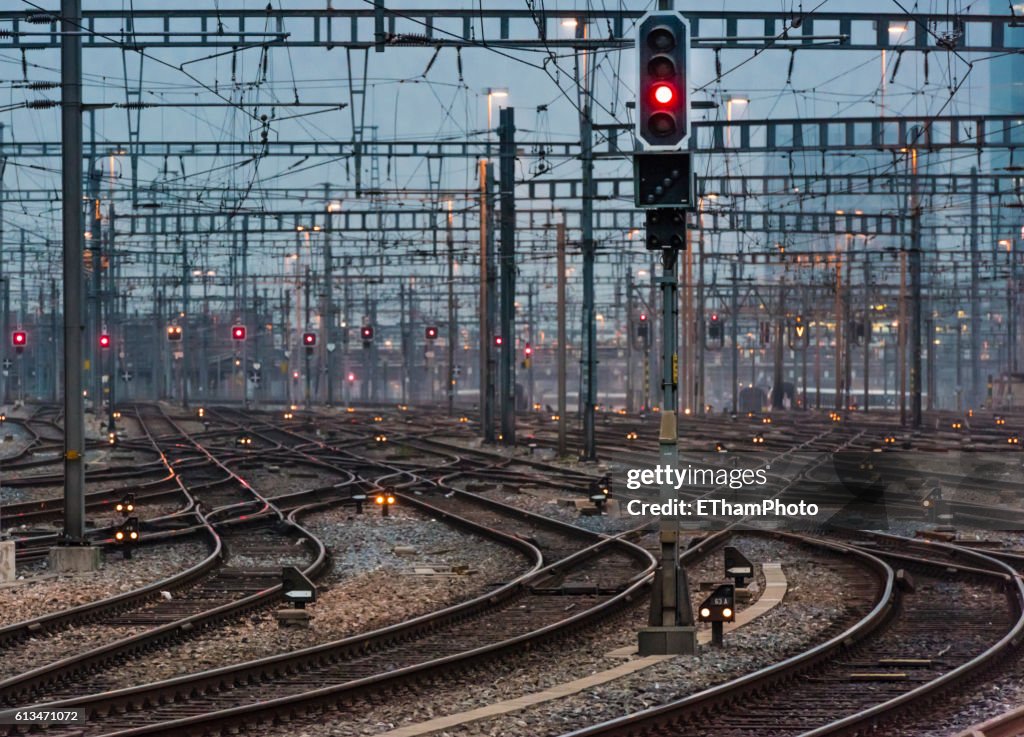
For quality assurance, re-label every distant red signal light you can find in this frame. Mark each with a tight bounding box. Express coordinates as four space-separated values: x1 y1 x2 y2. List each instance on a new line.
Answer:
99 334 111 349
361 326 374 341
231 325 246 341
494 336 503 347
524 343 532 356
11 331 26 347
303 332 317 346
425 326 438 340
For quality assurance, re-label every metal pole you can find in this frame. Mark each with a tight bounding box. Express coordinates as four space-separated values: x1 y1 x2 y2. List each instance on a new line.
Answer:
304 266 312 409
639 242 696 655
970 168 980 407
834 250 843 411
899 249 907 425
0 122 5 406
731 262 738 414
61 0 87 544
50 279 58 403
580 75 597 460
498 106 516 444
527 283 535 411
557 221 567 457
106 204 116 430
626 268 634 413
863 257 870 412
910 150 923 428
772 283 785 410
180 239 190 409
696 235 705 415
446 204 456 415
479 160 496 442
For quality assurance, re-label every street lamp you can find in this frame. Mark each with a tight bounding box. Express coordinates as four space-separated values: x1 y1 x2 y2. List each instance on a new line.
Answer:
485 87 509 133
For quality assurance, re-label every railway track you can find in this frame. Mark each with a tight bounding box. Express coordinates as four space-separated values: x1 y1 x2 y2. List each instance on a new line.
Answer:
556 535 1024 737
0 404 337 709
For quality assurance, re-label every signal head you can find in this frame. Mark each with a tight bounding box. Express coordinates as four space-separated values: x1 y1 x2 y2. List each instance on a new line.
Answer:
303 332 317 346
636 13 689 149
99 334 111 349
231 325 246 341
11 331 26 347
425 326 438 340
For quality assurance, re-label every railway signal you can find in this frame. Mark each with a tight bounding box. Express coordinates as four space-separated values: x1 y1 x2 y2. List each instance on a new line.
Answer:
352 492 367 514
790 315 809 348
361 325 374 346
11 330 26 354
231 325 246 341
113 517 140 559
637 313 649 341
698 583 735 646
494 335 503 347
114 494 135 516
645 208 686 250
636 11 690 150
707 313 724 347
281 566 317 609
99 333 111 349
166 325 182 342
522 342 532 369
724 546 754 588
303 332 317 354
375 491 396 517
425 325 438 340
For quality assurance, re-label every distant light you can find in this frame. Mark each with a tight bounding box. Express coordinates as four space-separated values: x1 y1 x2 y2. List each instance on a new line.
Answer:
888 23 908 35
487 87 509 98
561 18 578 28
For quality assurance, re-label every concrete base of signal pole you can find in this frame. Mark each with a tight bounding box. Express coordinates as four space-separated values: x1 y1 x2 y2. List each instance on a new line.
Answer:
48 544 100 573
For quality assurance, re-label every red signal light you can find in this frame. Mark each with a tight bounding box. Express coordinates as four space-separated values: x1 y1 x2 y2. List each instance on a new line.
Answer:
361 326 373 340
232 325 246 341
524 343 532 356
653 84 675 104
11 331 25 347
494 336 503 347
347 372 356 382
303 332 317 346
425 326 438 340
99 334 111 349
639 313 648 322
711 313 719 322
